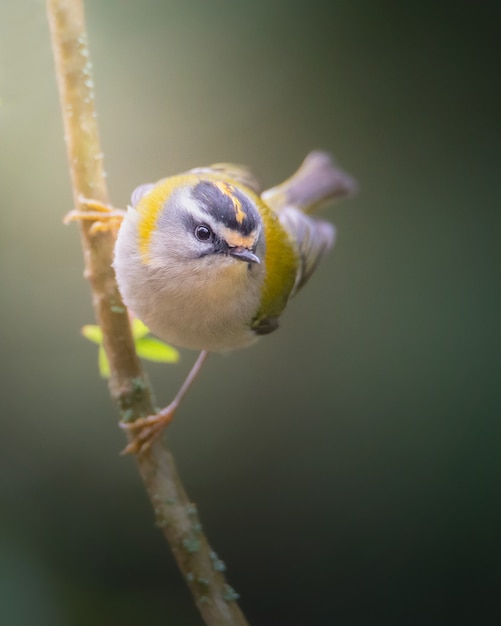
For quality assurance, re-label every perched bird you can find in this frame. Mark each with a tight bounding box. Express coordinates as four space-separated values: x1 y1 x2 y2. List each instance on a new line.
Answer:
68 151 355 452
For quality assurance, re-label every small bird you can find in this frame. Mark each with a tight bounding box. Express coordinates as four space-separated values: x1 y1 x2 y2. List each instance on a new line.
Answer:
67 151 355 453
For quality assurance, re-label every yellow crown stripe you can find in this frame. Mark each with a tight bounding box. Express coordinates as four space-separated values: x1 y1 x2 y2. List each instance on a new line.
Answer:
212 181 246 225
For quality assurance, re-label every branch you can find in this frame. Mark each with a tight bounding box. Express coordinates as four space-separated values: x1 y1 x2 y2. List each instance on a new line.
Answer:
46 1 249 624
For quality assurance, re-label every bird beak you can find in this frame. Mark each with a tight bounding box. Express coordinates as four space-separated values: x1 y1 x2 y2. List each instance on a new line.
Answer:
228 246 261 264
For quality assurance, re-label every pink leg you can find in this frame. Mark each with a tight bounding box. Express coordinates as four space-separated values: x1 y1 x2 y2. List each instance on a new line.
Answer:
120 350 209 455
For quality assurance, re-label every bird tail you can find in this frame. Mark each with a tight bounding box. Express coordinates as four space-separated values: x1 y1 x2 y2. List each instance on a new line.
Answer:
261 150 356 214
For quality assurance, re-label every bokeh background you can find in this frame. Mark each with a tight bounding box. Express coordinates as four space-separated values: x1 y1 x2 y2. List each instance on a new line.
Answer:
1 1 500 624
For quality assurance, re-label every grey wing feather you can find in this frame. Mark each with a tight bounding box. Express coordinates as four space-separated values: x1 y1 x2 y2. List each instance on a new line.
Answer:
262 150 356 214
130 183 156 208
279 207 336 293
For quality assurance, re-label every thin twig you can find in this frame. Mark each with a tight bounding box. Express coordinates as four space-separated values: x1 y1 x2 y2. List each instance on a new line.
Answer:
46 1 249 624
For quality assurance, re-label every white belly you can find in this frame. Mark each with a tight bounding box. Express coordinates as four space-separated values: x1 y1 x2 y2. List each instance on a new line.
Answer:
115 244 263 353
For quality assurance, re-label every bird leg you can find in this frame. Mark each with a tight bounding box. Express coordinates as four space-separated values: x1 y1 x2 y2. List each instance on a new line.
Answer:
64 198 126 234
120 350 210 455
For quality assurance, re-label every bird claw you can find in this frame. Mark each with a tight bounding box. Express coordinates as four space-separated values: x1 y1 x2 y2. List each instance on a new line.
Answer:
119 351 209 455
63 198 126 234
119 404 177 455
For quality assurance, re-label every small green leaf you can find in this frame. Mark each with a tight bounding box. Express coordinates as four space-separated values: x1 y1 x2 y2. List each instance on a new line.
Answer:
82 324 103 345
131 318 150 340
82 318 177 375
135 336 180 363
98 346 110 378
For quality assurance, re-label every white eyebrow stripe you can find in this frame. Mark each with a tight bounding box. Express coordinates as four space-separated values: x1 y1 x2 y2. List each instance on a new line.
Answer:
165 186 219 233
188 203 219 226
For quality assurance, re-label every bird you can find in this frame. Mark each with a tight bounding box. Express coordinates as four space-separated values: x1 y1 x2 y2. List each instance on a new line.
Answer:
67 151 356 453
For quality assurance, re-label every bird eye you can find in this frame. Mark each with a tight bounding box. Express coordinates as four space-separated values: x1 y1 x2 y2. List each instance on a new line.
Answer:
194 224 213 242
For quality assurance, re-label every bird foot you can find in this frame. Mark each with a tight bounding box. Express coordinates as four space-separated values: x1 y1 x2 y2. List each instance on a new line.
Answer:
119 403 177 455
64 198 126 234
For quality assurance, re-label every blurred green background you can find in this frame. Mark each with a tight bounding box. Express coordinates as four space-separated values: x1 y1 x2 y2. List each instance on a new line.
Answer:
1 1 499 624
